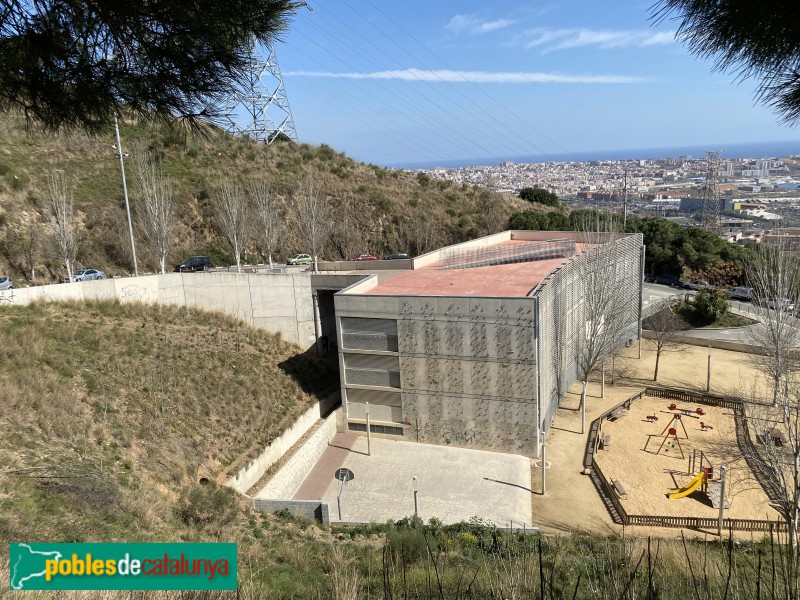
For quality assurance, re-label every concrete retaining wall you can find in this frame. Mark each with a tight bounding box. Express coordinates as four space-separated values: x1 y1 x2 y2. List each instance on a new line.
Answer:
641 330 764 354
226 394 339 495
256 410 338 500
253 499 331 524
0 272 316 347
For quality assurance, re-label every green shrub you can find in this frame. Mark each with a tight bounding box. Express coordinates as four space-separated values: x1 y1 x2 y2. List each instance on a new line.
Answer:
176 483 239 529
695 288 729 322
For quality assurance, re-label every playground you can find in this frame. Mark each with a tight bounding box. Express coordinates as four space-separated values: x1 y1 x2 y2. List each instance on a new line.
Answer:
593 394 780 522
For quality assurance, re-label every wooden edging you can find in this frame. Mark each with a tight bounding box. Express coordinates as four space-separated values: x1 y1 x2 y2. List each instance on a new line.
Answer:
586 386 788 533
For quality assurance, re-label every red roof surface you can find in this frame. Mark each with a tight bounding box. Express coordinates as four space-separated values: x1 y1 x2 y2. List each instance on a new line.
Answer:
363 257 570 298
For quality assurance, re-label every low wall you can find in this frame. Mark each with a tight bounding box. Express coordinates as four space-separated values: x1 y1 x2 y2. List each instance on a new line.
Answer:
641 330 765 354
253 499 331 524
256 409 338 500
226 393 339 495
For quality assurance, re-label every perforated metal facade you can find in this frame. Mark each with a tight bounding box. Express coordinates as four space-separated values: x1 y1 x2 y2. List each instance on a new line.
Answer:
334 232 644 456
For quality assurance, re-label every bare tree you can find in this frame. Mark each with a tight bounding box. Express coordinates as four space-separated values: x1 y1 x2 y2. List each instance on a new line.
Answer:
134 151 176 274
47 170 77 281
292 172 331 272
644 305 684 381
478 189 507 235
574 217 641 433
248 179 284 268
217 180 249 273
744 236 800 552
329 197 364 260
746 237 800 406
411 213 440 256
22 215 38 281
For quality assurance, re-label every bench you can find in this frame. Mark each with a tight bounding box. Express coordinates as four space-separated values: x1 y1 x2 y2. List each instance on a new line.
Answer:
609 407 628 421
612 479 627 498
600 433 611 449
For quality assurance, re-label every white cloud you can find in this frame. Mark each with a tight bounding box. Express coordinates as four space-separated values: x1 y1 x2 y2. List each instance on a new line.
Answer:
521 28 676 52
446 13 516 35
284 68 645 85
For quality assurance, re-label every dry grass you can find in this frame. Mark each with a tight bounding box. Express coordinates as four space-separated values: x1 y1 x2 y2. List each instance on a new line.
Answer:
0 300 336 545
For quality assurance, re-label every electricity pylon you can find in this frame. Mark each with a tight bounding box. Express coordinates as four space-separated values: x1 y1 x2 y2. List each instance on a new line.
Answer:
223 40 298 144
700 150 723 231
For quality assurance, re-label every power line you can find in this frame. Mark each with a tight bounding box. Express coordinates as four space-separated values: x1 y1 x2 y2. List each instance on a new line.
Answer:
355 0 578 161
289 28 506 163
311 2 537 159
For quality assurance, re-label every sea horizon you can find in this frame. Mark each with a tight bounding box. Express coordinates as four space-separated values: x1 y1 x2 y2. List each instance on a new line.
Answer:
394 139 800 170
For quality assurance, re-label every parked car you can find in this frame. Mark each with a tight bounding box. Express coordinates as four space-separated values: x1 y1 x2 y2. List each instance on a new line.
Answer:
384 252 410 260
70 268 105 282
0 275 12 290
652 274 680 286
683 279 713 291
286 254 312 266
725 286 753 301
765 298 796 312
351 254 378 261
174 256 211 272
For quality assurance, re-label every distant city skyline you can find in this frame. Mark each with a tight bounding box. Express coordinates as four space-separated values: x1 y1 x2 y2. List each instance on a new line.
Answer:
278 1 800 166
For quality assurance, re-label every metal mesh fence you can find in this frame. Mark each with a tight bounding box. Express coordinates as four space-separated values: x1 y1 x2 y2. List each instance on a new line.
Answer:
536 235 644 438
439 240 576 270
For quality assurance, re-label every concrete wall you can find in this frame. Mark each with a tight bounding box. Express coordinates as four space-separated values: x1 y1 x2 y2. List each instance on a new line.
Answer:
317 259 413 271
641 330 762 354
253 499 331 524
0 272 321 347
226 394 339 495
256 410 338 500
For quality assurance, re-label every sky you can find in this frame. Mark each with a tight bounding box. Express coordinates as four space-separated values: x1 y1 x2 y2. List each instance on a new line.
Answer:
271 1 800 167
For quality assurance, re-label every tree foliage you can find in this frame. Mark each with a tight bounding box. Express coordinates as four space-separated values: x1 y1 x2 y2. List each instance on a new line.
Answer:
652 0 800 124
0 0 302 131
693 288 729 322
519 187 559 206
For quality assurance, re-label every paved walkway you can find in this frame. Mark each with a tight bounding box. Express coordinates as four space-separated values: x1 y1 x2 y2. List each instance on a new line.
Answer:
295 435 532 526
293 433 359 500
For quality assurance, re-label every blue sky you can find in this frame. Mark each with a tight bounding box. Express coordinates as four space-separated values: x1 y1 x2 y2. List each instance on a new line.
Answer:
275 1 800 166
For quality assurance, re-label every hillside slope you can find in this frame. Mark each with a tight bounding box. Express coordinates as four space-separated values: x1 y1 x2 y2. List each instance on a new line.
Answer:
0 113 524 283
0 301 336 544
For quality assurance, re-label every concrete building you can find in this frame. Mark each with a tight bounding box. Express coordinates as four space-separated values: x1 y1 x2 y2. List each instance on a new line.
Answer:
333 231 644 457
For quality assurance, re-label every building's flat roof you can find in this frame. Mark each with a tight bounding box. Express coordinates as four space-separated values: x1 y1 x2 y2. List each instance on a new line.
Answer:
363 255 571 298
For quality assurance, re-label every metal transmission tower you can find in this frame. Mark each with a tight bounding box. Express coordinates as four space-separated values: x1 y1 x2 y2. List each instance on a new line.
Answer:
223 40 298 144
700 150 723 231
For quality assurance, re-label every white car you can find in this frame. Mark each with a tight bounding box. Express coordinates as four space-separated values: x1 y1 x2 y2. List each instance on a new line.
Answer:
683 279 713 291
69 268 105 282
0 276 12 290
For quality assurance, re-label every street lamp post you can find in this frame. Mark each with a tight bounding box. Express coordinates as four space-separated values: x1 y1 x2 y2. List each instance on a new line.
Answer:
114 114 138 277
412 475 419 519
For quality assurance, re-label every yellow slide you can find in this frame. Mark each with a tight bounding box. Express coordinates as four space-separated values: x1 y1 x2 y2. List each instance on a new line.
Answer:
668 472 706 499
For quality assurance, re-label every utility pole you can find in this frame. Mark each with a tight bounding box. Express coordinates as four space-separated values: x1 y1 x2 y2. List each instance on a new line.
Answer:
114 115 138 276
623 166 628 229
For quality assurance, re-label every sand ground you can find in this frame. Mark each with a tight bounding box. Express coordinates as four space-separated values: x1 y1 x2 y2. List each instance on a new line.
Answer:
531 339 776 538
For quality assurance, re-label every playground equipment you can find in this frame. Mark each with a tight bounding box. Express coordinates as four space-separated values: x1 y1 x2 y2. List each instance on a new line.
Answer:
668 450 730 508
644 413 689 458
669 471 706 499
